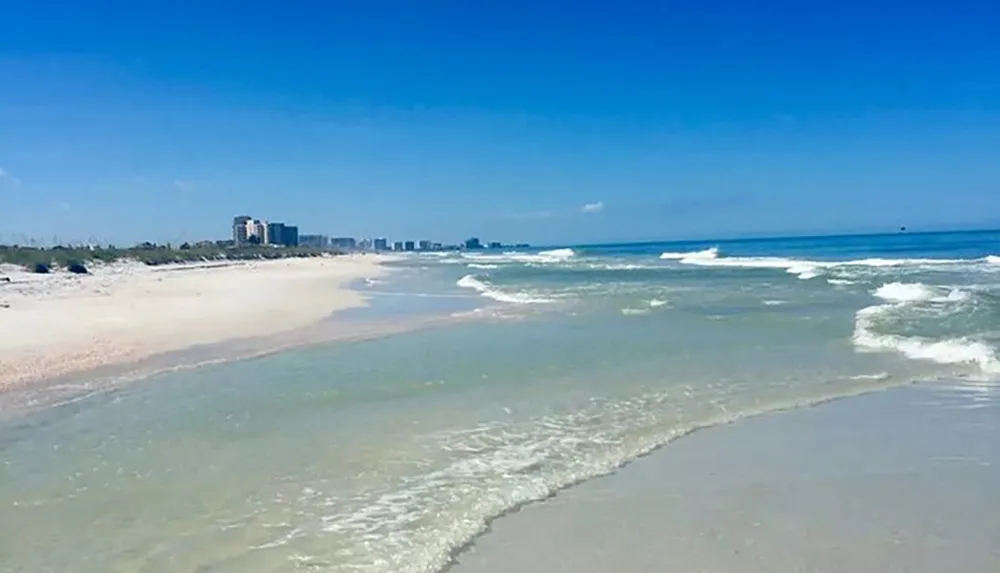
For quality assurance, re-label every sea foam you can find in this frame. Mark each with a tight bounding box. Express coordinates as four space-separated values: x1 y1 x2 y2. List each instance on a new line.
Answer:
463 248 576 265
853 282 998 374
667 250 994 281
457 275 553 304
659 247 719 261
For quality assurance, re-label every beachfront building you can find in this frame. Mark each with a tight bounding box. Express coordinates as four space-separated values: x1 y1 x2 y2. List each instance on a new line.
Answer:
330 237 357 250
283 225 299 247
373 238 389 251
465 237 483 250
254 220 269 245
266 222 285 246
392 241 404 251
418 240 432 251
234 215 302 247
403 241 416 252
300 234 329 249
262 222 299 247
232 216 252 246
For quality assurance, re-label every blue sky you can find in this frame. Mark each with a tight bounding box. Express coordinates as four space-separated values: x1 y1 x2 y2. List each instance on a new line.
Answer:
1 0 998 246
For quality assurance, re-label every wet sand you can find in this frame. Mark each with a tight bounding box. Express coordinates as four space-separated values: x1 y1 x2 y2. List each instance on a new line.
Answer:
451 382 1000 573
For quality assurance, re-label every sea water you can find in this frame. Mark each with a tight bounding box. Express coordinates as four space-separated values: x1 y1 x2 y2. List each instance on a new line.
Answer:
1 230 999 573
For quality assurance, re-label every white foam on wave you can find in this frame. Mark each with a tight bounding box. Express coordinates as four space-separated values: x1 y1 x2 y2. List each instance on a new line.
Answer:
873 282 939 303
586 263 653 271
456 274 553 304
667 250 997 280
787 263 822 280
762 300 787 306
659 247 719 261
648 299 668 307
842 256 969 267
854 328 1000 374
664 250 824 279
853 283 999 374
874 282 970 304
462 248 576 265
537 248 575 259
621 307 651 316
827 278 857 286
467 263 500 270
848 372 891 381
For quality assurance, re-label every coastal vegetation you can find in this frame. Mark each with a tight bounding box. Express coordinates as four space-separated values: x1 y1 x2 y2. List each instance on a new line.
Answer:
0 242 337 272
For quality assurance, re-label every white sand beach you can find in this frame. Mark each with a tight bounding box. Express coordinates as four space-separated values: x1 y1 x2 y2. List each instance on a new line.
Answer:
0 255 392 392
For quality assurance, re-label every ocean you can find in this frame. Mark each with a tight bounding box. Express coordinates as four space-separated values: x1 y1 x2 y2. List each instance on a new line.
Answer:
2 230 999 573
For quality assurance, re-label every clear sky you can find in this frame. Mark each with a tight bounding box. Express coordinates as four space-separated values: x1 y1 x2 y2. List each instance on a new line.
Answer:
1 0 998 246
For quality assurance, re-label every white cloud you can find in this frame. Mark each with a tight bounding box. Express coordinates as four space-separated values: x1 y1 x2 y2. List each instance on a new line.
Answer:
173 179 196 192
581 201 604 213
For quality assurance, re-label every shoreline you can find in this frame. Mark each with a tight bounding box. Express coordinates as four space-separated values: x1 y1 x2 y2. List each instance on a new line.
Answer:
449 381 1000 573
0 254 399 402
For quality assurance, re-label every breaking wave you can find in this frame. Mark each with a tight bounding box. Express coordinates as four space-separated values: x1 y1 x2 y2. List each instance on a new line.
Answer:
456 275 553 304
661 249 1000 281
659 247 719 261
853 282 999 375
462 248 576 265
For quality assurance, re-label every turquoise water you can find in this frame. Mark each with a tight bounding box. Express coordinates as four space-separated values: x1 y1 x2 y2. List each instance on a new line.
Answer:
2 230 999 573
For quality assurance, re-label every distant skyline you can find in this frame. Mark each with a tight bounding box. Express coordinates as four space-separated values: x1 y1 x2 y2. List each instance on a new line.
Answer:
2 1 999 245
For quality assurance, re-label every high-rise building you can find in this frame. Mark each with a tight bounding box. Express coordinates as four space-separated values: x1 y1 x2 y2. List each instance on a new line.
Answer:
404 241 415 251
464 237 483 250
392 241 404 251
253 220 269 245
266 222 286 246
232 215 252 246
330 237 357 250
418 240 432 251
283 226 299 247
373 238 389 251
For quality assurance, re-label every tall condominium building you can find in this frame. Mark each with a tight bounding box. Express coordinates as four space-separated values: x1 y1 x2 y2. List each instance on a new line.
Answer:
373 238 389 251
418 240 432 251
392 241 404 251
266 222 286 246
253 220 269 245
232 215 252 246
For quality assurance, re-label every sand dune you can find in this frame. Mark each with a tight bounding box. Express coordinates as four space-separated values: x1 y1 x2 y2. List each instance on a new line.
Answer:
0 255 392 390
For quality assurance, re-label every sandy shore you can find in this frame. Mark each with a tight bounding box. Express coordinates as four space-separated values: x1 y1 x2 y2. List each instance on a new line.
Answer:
0 255 392 392
451 382 1000 572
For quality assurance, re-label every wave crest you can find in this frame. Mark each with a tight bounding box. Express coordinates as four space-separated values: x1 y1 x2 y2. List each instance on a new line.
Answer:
659 247 719 261
853 282 998 374
457 275 553 304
